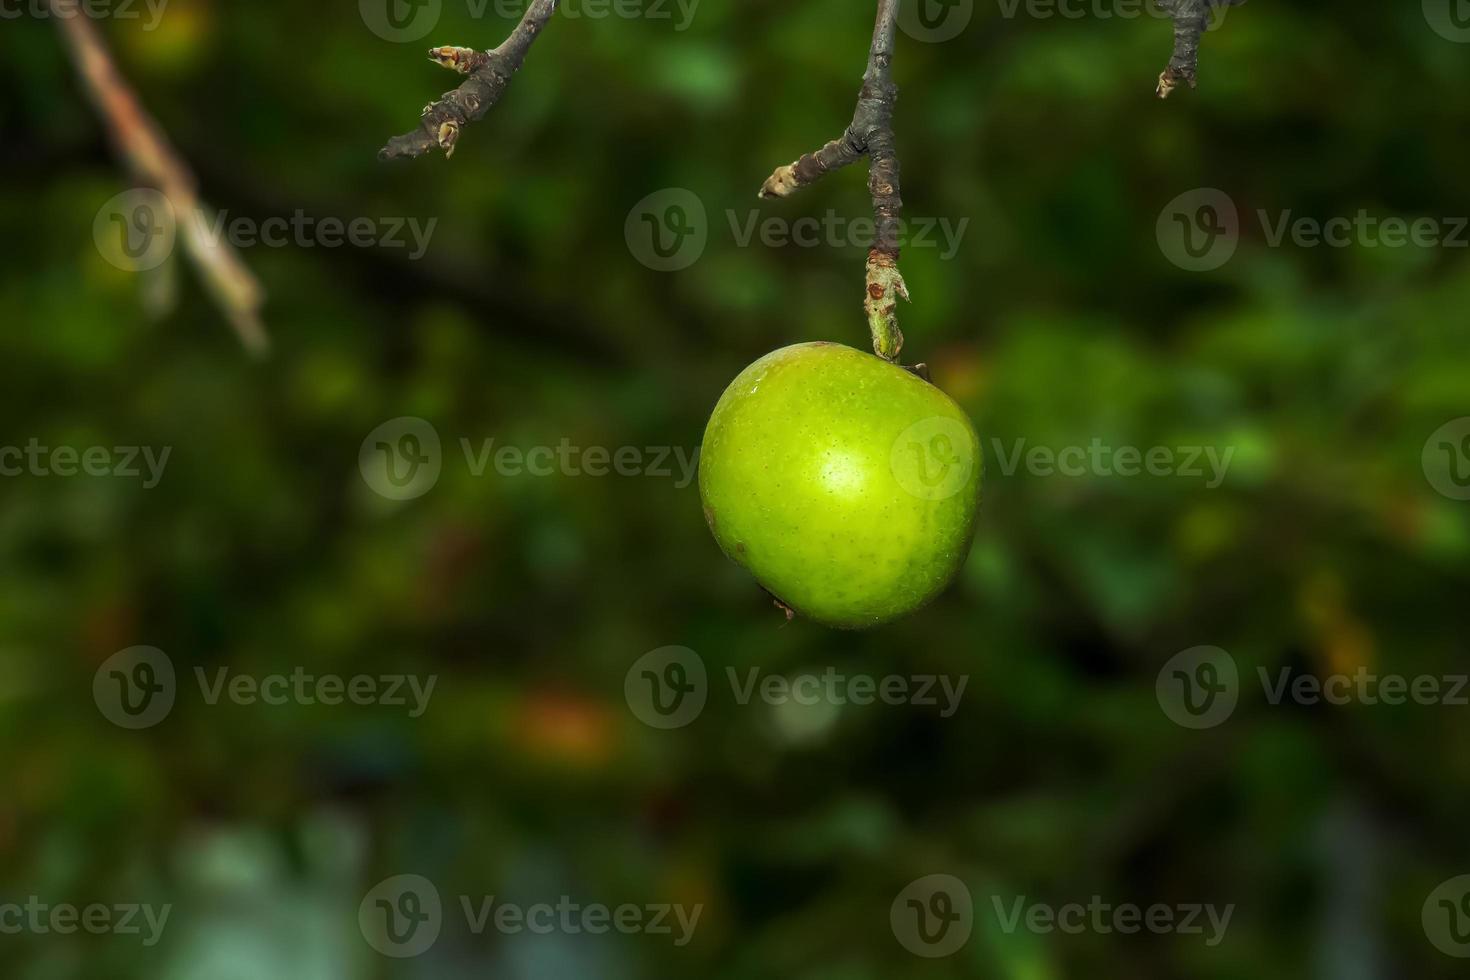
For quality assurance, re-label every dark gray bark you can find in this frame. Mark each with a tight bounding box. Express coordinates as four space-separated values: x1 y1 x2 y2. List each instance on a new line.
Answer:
760 0 908 360
380 0 560 160
1157 0 1243 97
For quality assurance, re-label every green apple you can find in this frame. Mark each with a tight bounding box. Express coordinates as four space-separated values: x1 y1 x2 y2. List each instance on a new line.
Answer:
699 342 982 629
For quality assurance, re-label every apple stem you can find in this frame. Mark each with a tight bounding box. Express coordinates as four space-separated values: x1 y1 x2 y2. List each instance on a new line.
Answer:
866 251 908 362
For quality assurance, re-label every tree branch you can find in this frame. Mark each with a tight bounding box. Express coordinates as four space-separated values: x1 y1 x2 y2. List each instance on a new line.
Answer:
371 0 1252 359
759 0 907 362
1156 0 1242 98
380 0 560 161
50 0 268 355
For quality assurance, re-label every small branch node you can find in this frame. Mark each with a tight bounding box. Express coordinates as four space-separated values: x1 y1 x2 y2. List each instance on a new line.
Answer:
429 46 489 75
1156 66 1198 99
758 164 801 200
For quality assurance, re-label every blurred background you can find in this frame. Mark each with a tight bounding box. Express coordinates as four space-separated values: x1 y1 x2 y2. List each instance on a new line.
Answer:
3 0 1470 976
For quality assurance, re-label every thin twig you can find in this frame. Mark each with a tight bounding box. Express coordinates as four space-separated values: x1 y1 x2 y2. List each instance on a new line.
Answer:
1156 0 1242 98
371 0 1252 358
759 0 908 362
50 0 269 355
380 0 560 160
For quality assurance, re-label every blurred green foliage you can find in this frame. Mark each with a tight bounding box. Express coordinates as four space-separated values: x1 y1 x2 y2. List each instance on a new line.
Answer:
2 0 1469 976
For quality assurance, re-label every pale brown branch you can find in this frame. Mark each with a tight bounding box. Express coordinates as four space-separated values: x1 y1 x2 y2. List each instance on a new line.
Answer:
50 0 269 355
